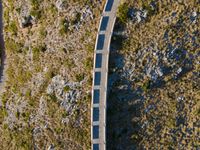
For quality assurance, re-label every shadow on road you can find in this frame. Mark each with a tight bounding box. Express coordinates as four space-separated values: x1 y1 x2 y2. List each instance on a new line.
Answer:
0 1 5 85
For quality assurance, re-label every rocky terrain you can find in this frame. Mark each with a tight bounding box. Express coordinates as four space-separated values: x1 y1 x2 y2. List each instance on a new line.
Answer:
107 0 200 149
1 0 199 149
0 0 105 149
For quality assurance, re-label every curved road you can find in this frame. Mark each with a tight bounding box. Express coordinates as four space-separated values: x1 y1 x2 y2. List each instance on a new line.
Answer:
0 1 6 94
91 0 120 150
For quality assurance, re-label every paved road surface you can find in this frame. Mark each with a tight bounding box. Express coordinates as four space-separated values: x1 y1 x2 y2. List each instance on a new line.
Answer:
91 0 120 150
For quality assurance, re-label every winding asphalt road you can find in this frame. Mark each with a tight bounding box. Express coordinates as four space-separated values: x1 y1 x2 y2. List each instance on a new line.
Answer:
91 0 120 150
0 0 121 149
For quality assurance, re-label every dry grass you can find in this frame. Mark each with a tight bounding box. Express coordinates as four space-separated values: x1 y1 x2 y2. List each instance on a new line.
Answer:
0 0 106 149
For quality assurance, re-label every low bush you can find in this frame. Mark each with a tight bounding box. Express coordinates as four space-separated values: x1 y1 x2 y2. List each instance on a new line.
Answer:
117 3 129 24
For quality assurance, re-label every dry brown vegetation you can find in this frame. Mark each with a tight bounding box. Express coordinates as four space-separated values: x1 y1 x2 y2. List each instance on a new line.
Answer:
0 0 106 149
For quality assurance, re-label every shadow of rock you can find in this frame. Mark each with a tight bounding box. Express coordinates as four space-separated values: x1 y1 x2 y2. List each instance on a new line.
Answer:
106 17 197 150
107 20 143 150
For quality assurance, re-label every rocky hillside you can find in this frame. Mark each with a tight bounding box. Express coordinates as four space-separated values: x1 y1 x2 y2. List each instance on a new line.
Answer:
107 0 200 149
0 0 105 149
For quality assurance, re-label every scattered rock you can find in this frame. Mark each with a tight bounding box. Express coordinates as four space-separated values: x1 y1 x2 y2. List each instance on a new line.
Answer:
20 15 34 28
56 0 68 11
129 8 148 23
18 3 35 28
47 75 82 120
48 144 55 150
5 98 27 129
176 67 182 75
190 11 198 23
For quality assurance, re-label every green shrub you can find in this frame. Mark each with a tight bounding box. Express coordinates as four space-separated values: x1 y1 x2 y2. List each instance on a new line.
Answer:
1 93 8 107
39 26 47 38
25 89 31 98
84 57 92 70
59 18 69 36
72 12 81 24
5 38 23 54
3 123 8 129
142 80 151 91
3 9 9 23
48 93 57 102
64 58 75 68
7 21 18 35
32 47 40 61
15 111 20 119
75 73 84 82
0 108 8 122
117 3 129 24
30 10 42 19
12 128 33 150
7 0 14 9
30 0 42 19
16 7 21 14
30 0 40 9
17 69 32 85
32 44 46 61
49 4 58 15
63 86 70 92
21 112 30 122
86 43 94 54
